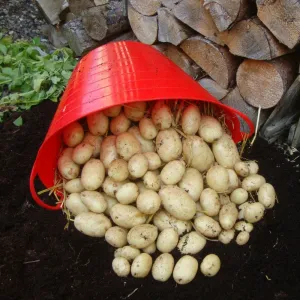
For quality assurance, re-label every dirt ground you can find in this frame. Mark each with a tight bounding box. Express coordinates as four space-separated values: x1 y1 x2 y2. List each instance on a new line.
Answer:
0 101 300 300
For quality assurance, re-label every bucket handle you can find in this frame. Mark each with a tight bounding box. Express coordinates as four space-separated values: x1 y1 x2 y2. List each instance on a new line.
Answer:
29 162 62 211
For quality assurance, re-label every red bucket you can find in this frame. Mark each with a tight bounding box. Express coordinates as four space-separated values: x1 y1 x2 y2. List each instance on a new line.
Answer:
30 41 254 210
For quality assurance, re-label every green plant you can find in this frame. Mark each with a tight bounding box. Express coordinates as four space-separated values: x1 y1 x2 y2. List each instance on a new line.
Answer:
0 33 77 122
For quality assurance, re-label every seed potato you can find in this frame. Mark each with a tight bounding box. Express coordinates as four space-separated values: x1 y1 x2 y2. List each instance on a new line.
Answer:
102 177 128 197
127 224 158 249
81 159 105 190
74 212 112 237
103 105 122 117
128 154 149 178
238 202 250 220
200 254 221 277
116 132 142 161
218 229 235 244
152 253 174 282
242 174 266 192
143 242 156 254
116 182 139 204
114 246 140 261
234 161 250 177
194 215 222 238
131 253 153 278
63 121 84 147
244 202 265 223
151 101 173 130
128 126 155 153
258 183 276 209
58 148 80 180
66 193 89 216
246 161 259 174
206 165 230 193
108 159 129 182
104 195 118 216
72 142 94 165
143 152 162 170
178 168 203 201
143 171 161 191
110 112 131 135
219 194 231 206
112 257 130 277
105 226 128 248
136 190 161 215
198 116 223 143
230 188 248 205
124 101 146 121
139 117 158 140
219 202 238 230
227 169 240 192
173 255 198 285
181 105 201 135
177 231 206 254
234 221 253 233
100 135 118 169
156 228 179 253
83 133 103 158
80 191 107 213
236 231 250 245
64 178 85 194
87 111 109 136
200 188 221 217
160 160 185 185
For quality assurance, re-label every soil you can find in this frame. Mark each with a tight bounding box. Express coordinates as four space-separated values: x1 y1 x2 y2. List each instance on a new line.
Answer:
0 101 300 300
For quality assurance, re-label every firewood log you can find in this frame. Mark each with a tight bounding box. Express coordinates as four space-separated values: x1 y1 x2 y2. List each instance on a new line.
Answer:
237 58 296 109
257 0 300 49
128 3 158 45
181 36 241 89
220 18 290 60
129 0 162 16
157 8 193 46
198 78 229 100
68 0 95 15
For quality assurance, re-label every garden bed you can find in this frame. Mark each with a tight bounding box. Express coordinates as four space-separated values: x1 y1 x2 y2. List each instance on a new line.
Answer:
0 101 300 299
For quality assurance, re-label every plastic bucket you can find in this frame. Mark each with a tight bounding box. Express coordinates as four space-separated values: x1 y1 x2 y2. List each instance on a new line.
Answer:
30 41 254 210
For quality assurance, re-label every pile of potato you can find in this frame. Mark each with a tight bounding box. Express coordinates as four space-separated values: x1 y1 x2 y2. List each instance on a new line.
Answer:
58 100 276 284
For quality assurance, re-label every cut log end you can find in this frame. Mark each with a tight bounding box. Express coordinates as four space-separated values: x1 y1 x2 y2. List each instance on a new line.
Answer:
129 0 162 16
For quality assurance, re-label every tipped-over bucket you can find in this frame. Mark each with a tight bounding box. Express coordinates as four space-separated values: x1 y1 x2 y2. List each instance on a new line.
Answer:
30 41 254 210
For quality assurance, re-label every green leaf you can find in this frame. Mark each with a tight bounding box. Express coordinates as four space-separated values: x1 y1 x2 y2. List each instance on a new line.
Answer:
33 77 45 92
0 43 7 55
13 116 23 126
51 76 61 84
61 70 72 80
32 37 41 46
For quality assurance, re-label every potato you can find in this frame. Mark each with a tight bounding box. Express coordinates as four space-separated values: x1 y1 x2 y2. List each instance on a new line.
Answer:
246 161 259 174
102 177 127 197
112 257 130 277
137 190 161 215
212 134 240 168
258 183 276 209
153 210 192 235
206 165 230 193
116 182 139 204
219 202 238 230
111 204 147 229
72 142 94 165
108 159 129 182
156 129 182 162
58 148 80 180
181 105 201 135
159 186 196 221
105 226 128 248
128 126 155 153
116 132 142 161
139 117 158 140
127 224 158 249
103 105 122 117
178 168 203 201
242 174 266 192
152 253 174 282
151 101 172 130
143 152 162 170
160 160 185 185
173 255 198 284
219 194 231 206
198 116 223 143
80 191 107 213
131 253 152 278
244 202 265 223
230 188 248 205
236 231 250 246
218 229 235 244
183 136 215 172
200 254 221 277
63 121 84 147
87 111 109 136
66 193 89 216
194 215 221 238
143 171 161 191
124 101 146 121
177 231 206 254
128 154 149 178
227 169 240 192
238 202 249 220
234 161 250 177
64 178 84 193
143 242 156 254
136 181 148 194
114 246 140 261
81 159 105 190
83 133 103 158
109 112 131 135
100 136 118 169
74 212 112 237
234 221 253 233
104 195 118 216
200 188 221 217
156 228 179 253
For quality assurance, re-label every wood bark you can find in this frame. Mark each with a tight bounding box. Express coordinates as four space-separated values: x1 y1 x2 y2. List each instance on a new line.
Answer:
129 0 162 16
36 0 67 25
157 8 193 46
237 58 296 109
221 87 268 133
62 17 99 56
82 1 129 41
260 75 300 143
162 0 179 9
199 78 229 100
172 0 224 45
128 3 158 45
203 0 253 32
68 0 95 15
257 0 300 49
220 18 290 60
180 36 241 89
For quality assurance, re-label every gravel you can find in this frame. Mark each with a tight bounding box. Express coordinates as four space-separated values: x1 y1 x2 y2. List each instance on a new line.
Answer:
0 0 47 40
